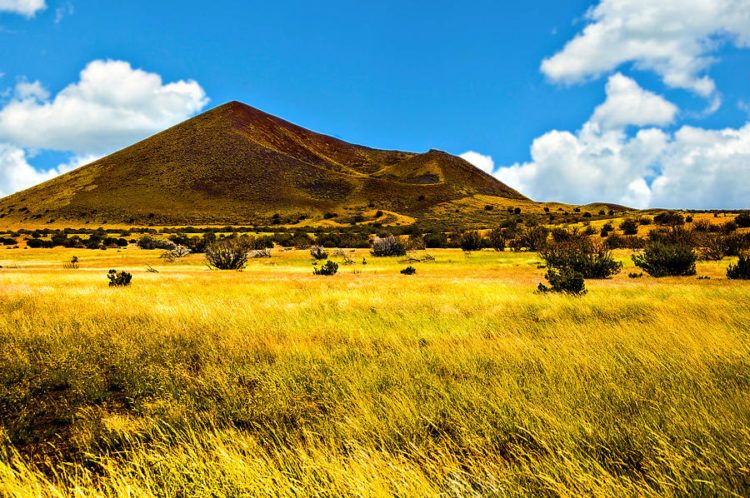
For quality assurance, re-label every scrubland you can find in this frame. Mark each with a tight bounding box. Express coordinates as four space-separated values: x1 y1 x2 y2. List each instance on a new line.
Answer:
0 248 749 496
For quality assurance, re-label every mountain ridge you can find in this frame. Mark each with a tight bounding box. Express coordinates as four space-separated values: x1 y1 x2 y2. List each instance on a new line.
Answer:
0 101 527 226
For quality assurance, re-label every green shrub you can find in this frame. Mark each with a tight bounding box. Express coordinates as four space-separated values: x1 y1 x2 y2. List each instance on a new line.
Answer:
205 239 249 270
309 245 328 260
26 238 53 248
632 242 697 277
735 213 750 228
488 228 505 251
371 236 406 257
540 233 622 279
423 232 447 248
648 226 696 246
137 236 175 250
727 254 750 280
313 260 339 276
107 269 132 287
654 212 685 226
400 266 417 275
460 231 483 252
619 219 639 235
721 221 738 234
538 267 586 295
724 233 750 256
512 226 549 251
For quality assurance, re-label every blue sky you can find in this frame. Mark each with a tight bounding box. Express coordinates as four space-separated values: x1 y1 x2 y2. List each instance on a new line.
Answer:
1 0 750 208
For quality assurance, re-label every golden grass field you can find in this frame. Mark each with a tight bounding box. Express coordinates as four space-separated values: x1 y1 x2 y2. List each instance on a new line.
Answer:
1 247 749 496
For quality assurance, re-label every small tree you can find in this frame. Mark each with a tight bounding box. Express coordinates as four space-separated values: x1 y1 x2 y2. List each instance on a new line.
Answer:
205 239 248 270
632 242 697 277
699 234 727 261
460 231 483 252
727 254 750 280
487 228 505 251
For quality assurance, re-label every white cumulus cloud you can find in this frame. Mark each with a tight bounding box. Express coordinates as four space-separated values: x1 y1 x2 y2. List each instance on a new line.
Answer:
13 80 49 101
0 59 209 155
0 0 45 17
0 60 208 196
590 73 678 130
492 73 750 209
0 144 81 197
496 126 667 208
650 125 750 208
541 0 750 97
460 150 496 173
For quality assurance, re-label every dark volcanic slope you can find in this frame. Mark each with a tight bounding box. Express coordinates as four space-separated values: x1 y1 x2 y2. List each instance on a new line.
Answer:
0 101 526 225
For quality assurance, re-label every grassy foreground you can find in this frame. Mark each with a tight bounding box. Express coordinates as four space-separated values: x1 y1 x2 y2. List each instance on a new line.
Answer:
0 248 749 496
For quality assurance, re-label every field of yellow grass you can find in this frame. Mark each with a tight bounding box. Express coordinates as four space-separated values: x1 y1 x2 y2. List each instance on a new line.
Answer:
1 247 749 496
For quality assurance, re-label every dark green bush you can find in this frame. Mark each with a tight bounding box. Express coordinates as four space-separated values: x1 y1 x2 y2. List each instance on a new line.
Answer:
26 238 54 248
735 213 750 228
400 266 417 275
205 239 248 270
632 242 697 277
721 221 738 234
309 245 328 260
107 269 132 287
727 254 750 280
538 267 586 295
460 231 483 252
137 236 175 250
540 233 622 279
724 233 750 256
423 232 447 248
488 228 505 251
654 212 685 226
619 219 639 235
313 260 339 276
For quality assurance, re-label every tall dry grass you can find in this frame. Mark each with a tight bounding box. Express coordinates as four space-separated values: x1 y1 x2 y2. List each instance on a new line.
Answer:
0 248 748 496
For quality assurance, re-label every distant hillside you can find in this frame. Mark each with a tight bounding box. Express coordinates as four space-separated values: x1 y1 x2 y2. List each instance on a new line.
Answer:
0 101 527 227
